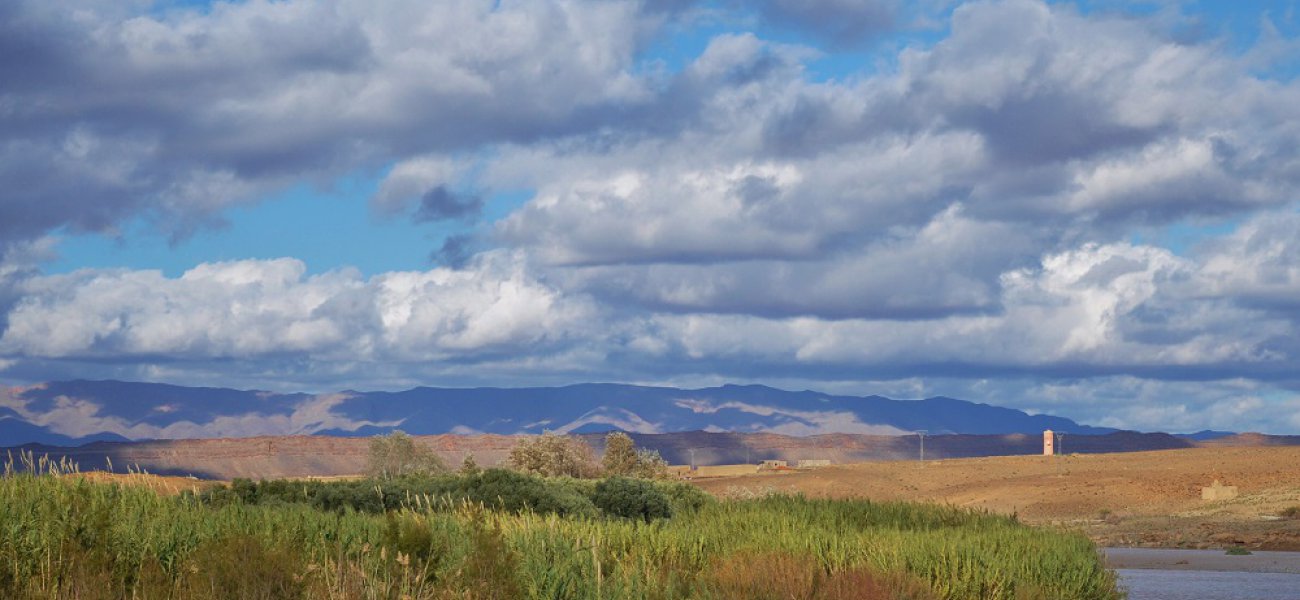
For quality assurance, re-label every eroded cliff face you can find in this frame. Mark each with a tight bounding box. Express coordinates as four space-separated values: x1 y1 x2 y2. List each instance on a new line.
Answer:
3 430 1214 480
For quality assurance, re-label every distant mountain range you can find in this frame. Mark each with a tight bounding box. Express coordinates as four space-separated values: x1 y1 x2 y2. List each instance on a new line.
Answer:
0 379 1121 447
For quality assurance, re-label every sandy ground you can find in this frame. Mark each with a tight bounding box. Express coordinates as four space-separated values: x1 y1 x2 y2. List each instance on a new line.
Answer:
689 447 1300 549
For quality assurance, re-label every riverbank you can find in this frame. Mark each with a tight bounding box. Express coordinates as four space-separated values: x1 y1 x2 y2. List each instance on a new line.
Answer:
1104 548 1300 573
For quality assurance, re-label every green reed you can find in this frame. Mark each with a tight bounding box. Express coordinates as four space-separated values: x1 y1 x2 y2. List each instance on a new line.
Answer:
0 457 1122 599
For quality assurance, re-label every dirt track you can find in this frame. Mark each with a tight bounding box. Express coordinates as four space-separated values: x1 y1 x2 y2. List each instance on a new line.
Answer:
690 447 1300 549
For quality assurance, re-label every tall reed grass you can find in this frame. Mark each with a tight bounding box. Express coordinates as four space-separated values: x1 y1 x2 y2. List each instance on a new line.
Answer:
0 453 1123 599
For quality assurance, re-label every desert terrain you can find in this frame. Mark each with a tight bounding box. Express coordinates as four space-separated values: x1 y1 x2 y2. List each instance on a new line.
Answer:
3 429 1216 480
689 446 1300 549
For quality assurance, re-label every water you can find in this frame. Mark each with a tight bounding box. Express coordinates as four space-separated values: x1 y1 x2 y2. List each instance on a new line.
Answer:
1108 548 1300 600
1118 569 1300 600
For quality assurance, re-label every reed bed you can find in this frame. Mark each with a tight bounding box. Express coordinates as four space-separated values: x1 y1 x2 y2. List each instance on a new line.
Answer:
0 454 1123 599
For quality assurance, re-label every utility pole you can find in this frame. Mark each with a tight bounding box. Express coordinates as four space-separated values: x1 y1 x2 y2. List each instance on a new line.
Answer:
916 430 928 463
1058 432 1066 456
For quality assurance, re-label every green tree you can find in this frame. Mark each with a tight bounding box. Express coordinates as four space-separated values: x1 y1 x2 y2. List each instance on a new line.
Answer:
507 431 598 478
601 431 669 479
601 432 638 476
632 447 670 480
367 431 446 479
460 452 480 476
591 477 672 522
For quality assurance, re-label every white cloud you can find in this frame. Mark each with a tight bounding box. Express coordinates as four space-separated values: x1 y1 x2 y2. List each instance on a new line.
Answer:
0 251 596 362
0 0 662 245
4 0 1300 436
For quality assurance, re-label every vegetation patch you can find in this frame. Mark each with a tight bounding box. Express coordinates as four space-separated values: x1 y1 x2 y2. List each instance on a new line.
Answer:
1 446 1122 599
1 458 1124 600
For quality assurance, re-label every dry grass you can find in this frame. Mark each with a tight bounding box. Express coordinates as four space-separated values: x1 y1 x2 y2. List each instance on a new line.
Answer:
690 447 1300 549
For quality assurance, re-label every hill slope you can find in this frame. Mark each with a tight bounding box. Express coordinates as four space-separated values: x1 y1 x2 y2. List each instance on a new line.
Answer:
3 430 1192 480
0 379 1114 446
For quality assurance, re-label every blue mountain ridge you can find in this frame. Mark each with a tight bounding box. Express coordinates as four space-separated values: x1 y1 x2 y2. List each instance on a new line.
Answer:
0 380 1118 446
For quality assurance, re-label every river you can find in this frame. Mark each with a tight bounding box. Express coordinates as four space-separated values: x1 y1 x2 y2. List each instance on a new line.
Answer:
1105 548 1300 600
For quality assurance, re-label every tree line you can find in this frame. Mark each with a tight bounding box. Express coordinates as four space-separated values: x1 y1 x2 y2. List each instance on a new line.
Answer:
367 430 670 481
194 430 695 522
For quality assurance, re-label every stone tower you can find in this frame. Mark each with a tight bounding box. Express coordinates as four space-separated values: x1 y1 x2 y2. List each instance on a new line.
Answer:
1043 430 1055 456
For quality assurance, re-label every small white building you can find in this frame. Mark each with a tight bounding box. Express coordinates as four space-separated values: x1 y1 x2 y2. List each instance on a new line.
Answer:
1202 480 1238 501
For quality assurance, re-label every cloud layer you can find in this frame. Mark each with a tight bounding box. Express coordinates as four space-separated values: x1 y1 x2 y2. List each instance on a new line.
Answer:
2 0 1300 433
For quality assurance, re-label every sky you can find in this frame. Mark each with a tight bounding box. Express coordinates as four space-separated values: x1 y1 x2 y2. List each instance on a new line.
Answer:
2 0 1300 433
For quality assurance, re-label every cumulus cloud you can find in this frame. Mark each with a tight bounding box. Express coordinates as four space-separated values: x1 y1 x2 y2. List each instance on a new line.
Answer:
4 220 1300 432
4 0 1300 434
558 205 1037 319
483 0 1300 343
1200 211 1300 310
627 228 1296 384
0 0 661 245
0 251 595 363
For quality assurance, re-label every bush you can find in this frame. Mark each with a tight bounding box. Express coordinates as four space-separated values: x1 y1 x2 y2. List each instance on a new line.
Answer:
592 477 672 522
195 470 601 518
180 534 305 600
600 432 670 479
508 432 599 478
463 468 598 518
656 480 714 514
602 432 639 476
368 431 447 479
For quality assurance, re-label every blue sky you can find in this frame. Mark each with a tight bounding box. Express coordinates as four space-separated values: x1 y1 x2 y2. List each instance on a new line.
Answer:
4 0 1300 434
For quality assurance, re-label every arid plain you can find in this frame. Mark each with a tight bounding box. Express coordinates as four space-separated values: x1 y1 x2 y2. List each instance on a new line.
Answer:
689 446 1300 550
53 441 1300 550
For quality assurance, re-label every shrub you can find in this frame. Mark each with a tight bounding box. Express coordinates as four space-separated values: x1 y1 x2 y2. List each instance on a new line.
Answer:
508 432 599 478
464 468 598 518
179 534 305 600
460 453 480 476
368 431 447 480
657 480 714 514
195 470 605 518
1280 506 1300 520
592 476 672 522
600 432 670 479
632 447 670 479
602 432 639 476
